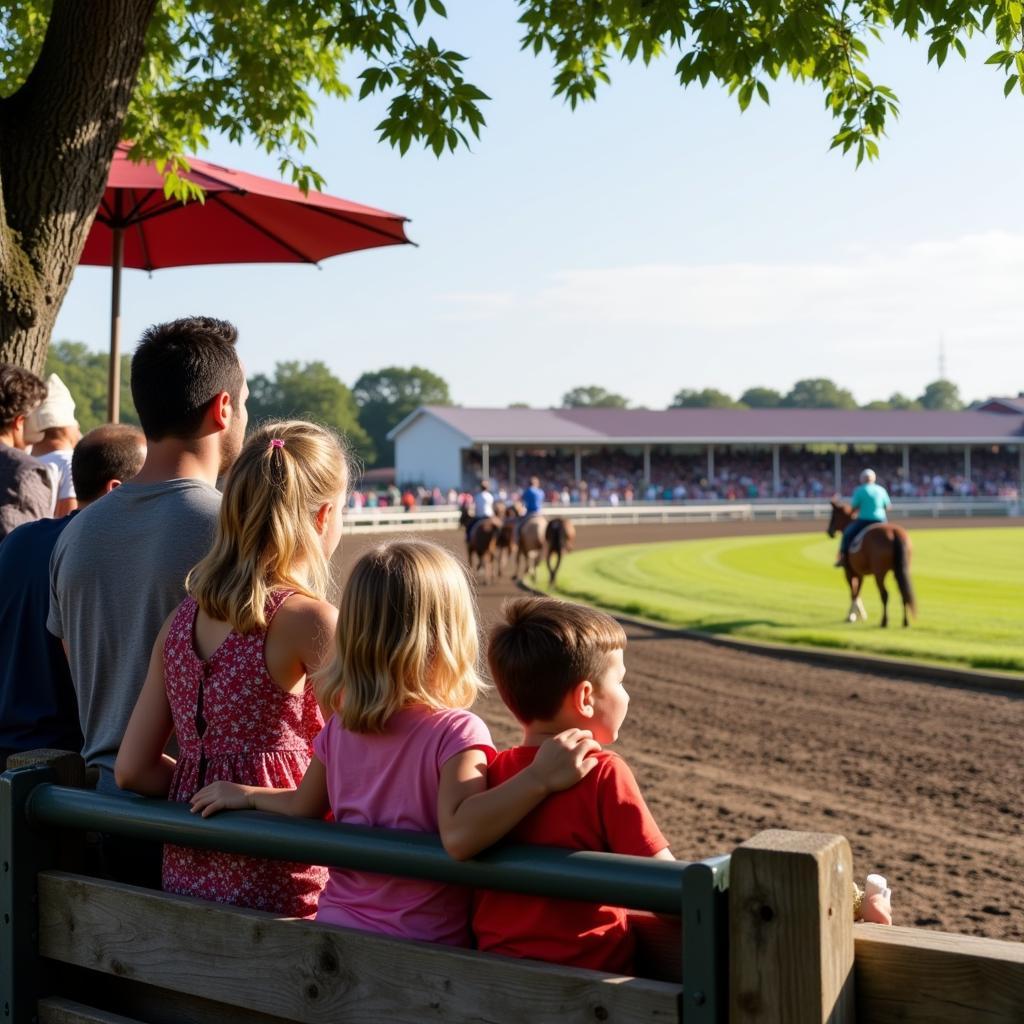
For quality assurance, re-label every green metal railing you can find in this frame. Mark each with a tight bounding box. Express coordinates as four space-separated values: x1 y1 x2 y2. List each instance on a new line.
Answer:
2 763 730 1023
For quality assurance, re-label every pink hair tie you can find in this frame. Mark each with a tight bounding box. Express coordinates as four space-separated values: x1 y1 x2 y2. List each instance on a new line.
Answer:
269 438 285 449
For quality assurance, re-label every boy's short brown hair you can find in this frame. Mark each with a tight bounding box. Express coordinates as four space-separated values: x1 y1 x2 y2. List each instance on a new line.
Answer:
488 597 627 724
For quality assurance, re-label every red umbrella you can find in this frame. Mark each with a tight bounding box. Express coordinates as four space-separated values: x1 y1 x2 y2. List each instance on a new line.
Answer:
81 143 413 421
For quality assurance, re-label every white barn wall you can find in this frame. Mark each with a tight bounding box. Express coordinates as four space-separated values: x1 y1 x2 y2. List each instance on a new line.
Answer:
394 414 468 489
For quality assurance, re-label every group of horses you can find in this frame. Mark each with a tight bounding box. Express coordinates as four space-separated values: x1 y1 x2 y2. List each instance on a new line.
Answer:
459 503 576 585
458 496 916 629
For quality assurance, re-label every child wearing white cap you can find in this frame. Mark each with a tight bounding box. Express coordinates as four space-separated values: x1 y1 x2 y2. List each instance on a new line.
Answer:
25 373 81 517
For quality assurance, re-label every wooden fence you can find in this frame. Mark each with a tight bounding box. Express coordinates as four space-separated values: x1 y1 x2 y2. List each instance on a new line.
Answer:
2 751 1022 1024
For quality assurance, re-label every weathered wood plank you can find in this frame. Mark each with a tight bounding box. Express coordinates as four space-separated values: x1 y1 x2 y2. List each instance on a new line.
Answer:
39 872 680 1024
854 922 1024 1023
38 997 144 1024
730 830 855 1024
44 965 297 1024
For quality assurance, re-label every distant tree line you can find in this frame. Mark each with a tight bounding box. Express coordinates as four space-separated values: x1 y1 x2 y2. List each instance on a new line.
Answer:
562 378 968 412
45 342 451 468
43 342 987 471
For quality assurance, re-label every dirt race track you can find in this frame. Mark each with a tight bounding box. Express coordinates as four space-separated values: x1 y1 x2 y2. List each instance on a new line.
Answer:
338 516 1023 941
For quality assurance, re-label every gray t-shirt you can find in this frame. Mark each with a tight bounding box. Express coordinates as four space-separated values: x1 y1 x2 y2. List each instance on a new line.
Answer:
48 478 221 774
0 444 54 539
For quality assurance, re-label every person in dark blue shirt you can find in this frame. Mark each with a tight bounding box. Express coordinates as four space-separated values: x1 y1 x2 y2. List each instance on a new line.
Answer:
516 475 546 542
0 424 145 767
522 476 545 516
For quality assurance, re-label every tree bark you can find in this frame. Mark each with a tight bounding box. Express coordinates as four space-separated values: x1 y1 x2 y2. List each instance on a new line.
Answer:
0 0 156 375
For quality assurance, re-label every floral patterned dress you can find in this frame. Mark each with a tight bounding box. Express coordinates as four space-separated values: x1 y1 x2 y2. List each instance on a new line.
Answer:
162 590 327 916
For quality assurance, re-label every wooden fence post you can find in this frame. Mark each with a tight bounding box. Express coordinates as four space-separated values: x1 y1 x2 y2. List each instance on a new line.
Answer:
729 829 855 1024
1 750 86 1024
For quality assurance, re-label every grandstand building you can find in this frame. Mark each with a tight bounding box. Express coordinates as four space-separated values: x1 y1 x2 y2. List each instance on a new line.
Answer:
389 406 1024 497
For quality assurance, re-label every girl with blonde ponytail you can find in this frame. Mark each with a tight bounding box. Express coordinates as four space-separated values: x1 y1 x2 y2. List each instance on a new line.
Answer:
117 421 350 917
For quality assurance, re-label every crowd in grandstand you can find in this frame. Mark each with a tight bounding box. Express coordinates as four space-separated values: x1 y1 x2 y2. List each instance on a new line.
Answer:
360 446 1020 507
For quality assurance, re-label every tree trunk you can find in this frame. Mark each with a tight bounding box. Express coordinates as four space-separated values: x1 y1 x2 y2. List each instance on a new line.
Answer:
0 0 156 376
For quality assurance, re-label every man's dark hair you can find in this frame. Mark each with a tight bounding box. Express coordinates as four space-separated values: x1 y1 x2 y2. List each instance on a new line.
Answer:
488 597 627 723
0 364 47 429
72 424 146 503
130 317 242 441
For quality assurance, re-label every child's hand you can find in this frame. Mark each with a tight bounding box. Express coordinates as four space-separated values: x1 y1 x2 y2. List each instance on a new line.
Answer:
861 874 893 925
528 728 602 794
190 781 254 817
861 892 893 926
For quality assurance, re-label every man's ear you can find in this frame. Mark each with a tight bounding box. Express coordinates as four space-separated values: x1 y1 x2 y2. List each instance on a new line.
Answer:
571 680 595 719
103 479 123 495
209 391 232 431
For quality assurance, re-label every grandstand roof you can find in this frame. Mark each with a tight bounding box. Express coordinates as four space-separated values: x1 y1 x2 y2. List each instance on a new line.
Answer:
390 406 1024 446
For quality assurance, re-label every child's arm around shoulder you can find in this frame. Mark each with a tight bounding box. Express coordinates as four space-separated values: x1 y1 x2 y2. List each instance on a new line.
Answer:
438 728 602 861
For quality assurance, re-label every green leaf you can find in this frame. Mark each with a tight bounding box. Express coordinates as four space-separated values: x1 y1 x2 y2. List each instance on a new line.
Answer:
737 80 754 112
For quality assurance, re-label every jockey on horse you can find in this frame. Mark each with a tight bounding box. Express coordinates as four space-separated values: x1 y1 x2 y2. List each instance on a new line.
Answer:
466 479 495 541
835 468 891 568
516 475 545 541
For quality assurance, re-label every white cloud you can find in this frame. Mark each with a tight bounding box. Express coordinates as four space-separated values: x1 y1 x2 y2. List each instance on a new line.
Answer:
436 231 1024 404
534 231 1024 339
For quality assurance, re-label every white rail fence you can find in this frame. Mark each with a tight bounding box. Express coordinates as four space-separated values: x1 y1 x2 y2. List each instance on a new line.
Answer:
342 497 1021 534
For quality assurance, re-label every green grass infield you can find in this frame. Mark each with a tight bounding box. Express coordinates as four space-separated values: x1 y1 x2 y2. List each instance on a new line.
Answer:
544 527 1024 674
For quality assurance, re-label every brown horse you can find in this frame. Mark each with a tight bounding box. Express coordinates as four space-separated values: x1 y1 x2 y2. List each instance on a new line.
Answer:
513 511 548 582
459 506 501 584
495 506 518 578
827 500 917 627
545 517 576 585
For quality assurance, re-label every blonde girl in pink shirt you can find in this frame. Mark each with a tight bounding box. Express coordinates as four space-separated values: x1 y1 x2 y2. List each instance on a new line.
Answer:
192 539 600 946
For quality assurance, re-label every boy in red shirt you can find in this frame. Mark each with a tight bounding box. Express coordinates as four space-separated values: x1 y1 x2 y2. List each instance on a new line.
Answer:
473 596 671 974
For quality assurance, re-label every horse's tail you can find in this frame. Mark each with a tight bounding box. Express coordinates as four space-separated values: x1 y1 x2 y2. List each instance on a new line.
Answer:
892 532 917 618
546 518 562 547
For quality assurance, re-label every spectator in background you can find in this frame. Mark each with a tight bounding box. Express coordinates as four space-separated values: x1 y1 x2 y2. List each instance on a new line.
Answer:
0 364 53 539
0 424 145 768
49 317 248 798
25 372 81 517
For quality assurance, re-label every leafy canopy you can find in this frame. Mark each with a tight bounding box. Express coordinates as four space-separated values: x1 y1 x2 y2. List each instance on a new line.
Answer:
353 365 452 466
740 386 784 408
247 360 372 457
562 385 630 408
918 378 963 410
782 377 858 408
6 0 1024 190
670 387 745 408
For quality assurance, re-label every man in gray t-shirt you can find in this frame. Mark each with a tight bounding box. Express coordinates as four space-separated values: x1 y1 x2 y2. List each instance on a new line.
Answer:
48 479 221 777
48 317 248 790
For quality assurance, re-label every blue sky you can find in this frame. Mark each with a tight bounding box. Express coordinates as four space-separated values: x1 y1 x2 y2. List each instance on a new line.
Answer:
54 2 1024 408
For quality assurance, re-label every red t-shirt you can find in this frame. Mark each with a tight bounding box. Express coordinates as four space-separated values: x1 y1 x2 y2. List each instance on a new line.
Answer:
472 747 668 974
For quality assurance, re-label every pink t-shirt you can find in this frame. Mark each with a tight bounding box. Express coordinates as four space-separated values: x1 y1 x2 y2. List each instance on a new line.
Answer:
312 705 495 946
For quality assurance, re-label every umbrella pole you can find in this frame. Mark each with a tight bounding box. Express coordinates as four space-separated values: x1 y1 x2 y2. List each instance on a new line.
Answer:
106 226 124 423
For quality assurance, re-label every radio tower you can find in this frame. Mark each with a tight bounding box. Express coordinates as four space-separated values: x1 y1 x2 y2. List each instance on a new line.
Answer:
938 336 947 380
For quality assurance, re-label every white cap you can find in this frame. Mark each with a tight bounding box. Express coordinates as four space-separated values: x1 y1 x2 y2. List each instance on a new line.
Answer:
860 468 876 483
865 874 889 898
24 373 77 443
